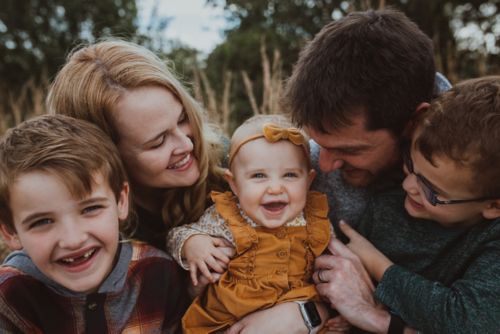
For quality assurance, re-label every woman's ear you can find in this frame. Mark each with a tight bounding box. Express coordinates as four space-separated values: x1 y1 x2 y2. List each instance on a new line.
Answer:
0 224 22 250
482 200 500 220
223 169 239 196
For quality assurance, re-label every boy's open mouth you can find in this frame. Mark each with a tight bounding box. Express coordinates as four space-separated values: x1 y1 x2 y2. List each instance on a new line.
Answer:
262 201 287 212
58 248 97 267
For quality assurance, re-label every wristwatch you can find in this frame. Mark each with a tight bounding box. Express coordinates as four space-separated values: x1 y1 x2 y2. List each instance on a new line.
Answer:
294 301 322 333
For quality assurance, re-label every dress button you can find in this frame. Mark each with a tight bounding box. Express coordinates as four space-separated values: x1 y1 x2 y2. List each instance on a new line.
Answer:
277 250 288 258
276 231 286 239
87 302 97 311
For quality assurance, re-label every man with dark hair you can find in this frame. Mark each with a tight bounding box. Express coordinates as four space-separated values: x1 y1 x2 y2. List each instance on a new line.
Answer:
283 8 451 226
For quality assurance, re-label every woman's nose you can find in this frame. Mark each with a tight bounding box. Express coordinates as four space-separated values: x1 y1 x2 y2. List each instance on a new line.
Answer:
172 127 194 155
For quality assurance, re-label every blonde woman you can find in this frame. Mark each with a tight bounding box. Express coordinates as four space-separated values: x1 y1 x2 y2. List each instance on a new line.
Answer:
47 40 229 255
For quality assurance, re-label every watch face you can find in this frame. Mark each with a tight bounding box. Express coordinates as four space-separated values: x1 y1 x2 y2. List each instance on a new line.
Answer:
304 301 322 327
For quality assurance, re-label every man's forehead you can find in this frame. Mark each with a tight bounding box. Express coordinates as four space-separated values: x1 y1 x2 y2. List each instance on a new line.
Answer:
305 121 395 150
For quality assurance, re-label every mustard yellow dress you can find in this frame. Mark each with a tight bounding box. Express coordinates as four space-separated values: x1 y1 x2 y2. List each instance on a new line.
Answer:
182 191 331 334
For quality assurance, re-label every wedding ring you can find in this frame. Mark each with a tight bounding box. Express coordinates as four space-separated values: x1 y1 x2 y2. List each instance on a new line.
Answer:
318 269 328 283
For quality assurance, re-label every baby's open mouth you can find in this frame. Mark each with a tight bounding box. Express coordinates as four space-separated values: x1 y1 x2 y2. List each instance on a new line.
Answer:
262 201 287 212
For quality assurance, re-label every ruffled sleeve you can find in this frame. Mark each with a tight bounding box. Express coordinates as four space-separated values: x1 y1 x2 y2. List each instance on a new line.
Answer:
304 191 331 256
211 191 258 255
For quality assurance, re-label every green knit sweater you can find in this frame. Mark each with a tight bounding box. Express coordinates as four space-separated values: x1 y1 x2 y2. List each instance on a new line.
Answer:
357 187 500 334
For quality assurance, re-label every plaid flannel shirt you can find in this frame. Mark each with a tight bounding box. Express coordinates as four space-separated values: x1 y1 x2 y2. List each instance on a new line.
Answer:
0 241 190 333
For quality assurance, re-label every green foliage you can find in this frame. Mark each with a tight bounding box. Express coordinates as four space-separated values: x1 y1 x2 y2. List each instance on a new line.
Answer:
0 0 139 83
0 0 141 116
0 0 498 131
203 0 499 125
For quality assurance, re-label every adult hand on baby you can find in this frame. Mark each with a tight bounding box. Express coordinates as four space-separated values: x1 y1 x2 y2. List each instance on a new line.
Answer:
184 235 234 286
313 235 389 332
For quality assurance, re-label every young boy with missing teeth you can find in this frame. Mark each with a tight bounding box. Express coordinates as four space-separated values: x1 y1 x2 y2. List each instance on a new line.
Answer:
330 76 500 333
0 115 190 333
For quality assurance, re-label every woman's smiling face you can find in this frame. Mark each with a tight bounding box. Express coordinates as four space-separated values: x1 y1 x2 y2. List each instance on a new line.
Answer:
113 85 200 190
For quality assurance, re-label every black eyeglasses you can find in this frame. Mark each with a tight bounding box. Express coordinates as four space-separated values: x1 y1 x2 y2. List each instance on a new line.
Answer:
402 148 497 206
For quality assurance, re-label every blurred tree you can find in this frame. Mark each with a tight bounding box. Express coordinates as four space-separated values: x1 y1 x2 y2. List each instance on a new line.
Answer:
204 0 499 128
387 0 499 81
0 0 141 121
205 0 347 130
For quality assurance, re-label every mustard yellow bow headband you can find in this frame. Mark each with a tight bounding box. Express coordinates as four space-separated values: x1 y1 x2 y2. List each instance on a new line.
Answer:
228 123 309 167
262 124 305 145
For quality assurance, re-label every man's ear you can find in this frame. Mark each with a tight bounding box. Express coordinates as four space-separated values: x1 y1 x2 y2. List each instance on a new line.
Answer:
223 169 239 196
0 224 22 250
117 182 130 221
402 102 430 139
482 200 500 220
307 169 316 188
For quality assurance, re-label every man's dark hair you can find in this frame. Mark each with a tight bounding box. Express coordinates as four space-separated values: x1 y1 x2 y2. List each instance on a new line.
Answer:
283 8 436 136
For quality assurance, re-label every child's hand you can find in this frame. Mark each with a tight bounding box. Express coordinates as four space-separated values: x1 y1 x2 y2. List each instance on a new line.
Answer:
183 234 234 286
188 271 222 298
338 220 393 281
324 314 351 333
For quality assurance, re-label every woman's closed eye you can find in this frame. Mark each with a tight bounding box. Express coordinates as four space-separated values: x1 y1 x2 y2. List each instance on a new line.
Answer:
150 134 166 149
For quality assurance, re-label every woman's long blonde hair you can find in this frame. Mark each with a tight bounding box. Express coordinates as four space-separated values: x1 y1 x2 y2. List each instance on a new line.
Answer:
47 39 225 229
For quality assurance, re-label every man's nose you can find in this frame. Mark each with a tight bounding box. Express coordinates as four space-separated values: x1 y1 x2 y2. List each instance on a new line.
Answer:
318 148 344 172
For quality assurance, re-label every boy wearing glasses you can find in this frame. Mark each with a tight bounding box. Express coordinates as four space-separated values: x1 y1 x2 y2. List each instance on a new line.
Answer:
316 76 500 333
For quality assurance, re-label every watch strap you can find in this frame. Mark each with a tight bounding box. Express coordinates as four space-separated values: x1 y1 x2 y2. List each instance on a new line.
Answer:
294 301 321 334
388 313 405 334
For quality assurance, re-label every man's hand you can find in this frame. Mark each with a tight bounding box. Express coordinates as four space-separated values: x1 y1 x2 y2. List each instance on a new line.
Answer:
313 237 390 333
183 235 234 285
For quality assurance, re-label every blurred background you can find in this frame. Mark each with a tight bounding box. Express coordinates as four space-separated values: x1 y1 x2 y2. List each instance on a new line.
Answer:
1 0 499 136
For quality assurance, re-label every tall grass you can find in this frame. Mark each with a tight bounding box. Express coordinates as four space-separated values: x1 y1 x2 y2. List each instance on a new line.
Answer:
193 40 284 136
0 77 48 136
0 78 48 260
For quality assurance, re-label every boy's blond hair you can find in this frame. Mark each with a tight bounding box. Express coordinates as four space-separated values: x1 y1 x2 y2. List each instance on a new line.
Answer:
414 76 500 198
0 115 129 231
46 39 225 228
